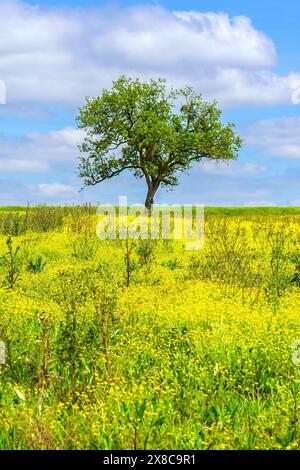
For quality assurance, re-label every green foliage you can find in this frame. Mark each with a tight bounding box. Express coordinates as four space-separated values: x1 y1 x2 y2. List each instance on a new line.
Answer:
291 253 300 287
264 228 292 305
1 236 22 288
119 236 139 287
162 258 181 270
0 205 95 236
77 76 242 208
68 214 98 260
27 255 47 274
136 239 156 271
0 212 28 236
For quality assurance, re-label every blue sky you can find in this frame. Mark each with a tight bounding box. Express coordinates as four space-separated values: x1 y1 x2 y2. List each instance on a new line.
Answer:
1 0 300 206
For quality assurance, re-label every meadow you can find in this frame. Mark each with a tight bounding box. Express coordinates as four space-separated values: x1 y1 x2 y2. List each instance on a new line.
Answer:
1 205 300 449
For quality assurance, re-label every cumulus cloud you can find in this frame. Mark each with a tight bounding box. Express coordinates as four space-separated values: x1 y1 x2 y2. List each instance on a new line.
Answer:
0 158 50 172
246 117 300 158
0 177 80 205
33 182 77 198
199 160 267 175
0 1 298 108
0 79 6 104
0 127 84 172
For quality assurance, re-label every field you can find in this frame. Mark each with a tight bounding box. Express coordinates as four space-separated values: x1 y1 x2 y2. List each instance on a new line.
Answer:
1 206 300 449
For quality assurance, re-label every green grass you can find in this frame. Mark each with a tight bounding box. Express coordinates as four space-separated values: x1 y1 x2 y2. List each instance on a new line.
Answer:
204 206 300 216
1 205 300 217
0 206 28 212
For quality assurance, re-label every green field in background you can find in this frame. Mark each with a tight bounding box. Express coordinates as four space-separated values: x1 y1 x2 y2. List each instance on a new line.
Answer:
1 206 300 216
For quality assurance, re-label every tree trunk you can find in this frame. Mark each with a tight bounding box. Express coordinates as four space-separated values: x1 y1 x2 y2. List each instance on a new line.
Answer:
145 185 155 215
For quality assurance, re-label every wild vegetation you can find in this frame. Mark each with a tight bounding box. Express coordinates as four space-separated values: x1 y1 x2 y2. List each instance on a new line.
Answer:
0 205 300 449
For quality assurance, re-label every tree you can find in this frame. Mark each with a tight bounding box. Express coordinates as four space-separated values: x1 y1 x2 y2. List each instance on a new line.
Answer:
77 76 242 212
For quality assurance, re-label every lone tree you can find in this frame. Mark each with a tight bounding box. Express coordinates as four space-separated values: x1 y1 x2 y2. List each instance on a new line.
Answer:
77 76 242 212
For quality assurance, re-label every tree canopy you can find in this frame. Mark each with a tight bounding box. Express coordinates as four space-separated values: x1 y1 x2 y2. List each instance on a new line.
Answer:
77 76 242 210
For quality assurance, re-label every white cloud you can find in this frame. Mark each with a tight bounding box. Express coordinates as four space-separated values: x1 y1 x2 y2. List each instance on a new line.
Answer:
0 166 297 206
0 1 298 108
0 79 6 104
246 117 300 158
0 127 84 170
244 200 276 207
95 10 276 70
0 158 50 172
33 182 77 198
24 127 85 160
0 177 81 204
199 160 266 175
